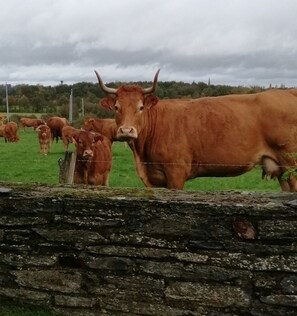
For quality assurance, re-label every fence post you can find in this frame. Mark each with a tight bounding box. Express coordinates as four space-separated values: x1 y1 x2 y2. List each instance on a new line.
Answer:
58 151 76 184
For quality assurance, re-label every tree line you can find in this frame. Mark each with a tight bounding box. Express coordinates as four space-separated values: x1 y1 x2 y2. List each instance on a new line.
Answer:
0 80 267 120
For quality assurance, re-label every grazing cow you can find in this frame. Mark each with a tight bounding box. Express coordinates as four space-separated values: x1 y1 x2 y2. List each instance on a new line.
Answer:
95 69 297 191
36 124 51 155
0 115 5 126
0 124 6 141
73 130 112 185
20 117 45 131
4 121 19 143
47 116 68 143
62 125 79 151
82 118 117 142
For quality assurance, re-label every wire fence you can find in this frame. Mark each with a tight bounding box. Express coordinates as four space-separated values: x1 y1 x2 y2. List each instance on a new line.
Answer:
0 156 296 169
0 132 293 191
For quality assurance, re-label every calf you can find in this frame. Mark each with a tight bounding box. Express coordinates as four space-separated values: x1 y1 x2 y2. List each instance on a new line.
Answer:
61 125 78 151
73 130 112 185
4 121 19 142
37 124 51 155
82 118 117 143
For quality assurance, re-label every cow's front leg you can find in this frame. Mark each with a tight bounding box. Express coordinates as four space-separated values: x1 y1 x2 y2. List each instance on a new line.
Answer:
165 168 187 190
83 169 89 184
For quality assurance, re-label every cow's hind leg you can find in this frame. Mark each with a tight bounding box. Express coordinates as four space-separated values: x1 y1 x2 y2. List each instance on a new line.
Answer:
284 175 297 192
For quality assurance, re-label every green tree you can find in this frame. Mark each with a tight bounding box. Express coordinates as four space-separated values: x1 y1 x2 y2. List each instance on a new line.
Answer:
18 95 30 112
31 96 47 112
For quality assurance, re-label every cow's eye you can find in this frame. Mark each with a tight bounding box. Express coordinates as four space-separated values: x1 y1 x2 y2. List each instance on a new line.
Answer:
139 105 144 111
114 105 119 111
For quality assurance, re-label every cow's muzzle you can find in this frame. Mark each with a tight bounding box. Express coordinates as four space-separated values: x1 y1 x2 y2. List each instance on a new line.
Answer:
117 126 138 141
83 149 93 159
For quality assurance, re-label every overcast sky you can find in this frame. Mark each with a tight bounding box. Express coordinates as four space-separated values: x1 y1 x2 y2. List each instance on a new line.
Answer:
1 0 297 87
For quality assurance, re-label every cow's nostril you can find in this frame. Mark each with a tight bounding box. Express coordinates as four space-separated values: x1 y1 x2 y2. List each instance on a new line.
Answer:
117 126 138 140
83 150 93 158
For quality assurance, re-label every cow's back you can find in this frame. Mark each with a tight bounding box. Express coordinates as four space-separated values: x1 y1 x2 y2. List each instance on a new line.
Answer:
152 89 297 157
47 116 68 129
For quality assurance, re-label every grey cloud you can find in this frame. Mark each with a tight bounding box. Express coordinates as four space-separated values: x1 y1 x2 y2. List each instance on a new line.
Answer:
1 0 297 86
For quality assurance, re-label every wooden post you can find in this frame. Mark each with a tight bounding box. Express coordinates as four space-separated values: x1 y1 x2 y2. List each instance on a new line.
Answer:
58 151 76 184
69 88 73 124
5 83 9 122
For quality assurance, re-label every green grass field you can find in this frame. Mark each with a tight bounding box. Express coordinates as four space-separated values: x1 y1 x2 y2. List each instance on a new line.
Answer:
0 129 281 315
0 129 280 192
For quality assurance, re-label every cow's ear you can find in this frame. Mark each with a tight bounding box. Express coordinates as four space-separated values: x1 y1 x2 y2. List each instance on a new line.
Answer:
93 133 104 143
144 95 159 108
101 96 116 110
72 132 80 144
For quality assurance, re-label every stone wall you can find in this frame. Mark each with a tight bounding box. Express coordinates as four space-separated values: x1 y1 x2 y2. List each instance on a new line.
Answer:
1 184 297 315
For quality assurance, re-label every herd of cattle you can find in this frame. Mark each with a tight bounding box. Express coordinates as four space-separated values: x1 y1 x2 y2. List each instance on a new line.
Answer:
2 69 297 191
0 115 116 186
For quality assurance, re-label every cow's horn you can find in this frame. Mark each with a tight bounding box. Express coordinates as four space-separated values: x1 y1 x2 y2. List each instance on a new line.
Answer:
94 70 117 94
142 69 160 94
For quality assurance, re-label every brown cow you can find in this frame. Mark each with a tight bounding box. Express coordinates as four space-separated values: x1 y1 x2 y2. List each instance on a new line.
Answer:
20 117 45 131
61 125 78 151
4 121 19 143
36 124 51 155
73 130 112 186
47 116 68 143
95 69 297 191
82 118 117 142
0 115 5 126
0 124 6 141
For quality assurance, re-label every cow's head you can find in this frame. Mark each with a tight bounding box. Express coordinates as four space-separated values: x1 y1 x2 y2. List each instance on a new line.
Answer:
73 130 103 160
82 118 96 132
8 136 19 143
37 124 50 138
95 69 160 141
37 119 46 125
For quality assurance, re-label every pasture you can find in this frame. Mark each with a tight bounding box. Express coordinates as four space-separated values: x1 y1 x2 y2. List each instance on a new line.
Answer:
0 127 283 315
0 128 280 192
